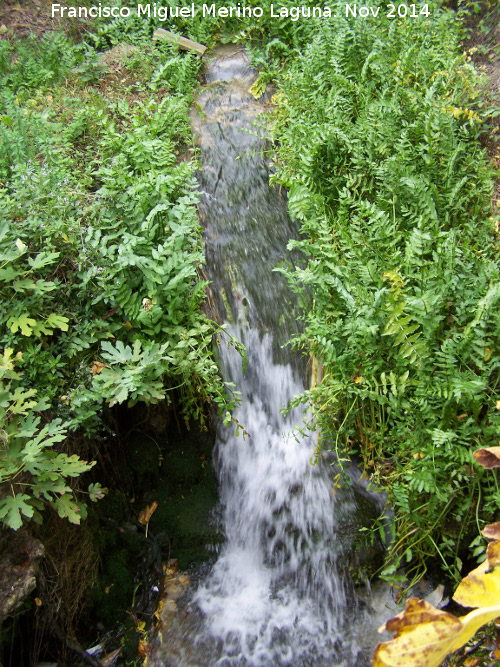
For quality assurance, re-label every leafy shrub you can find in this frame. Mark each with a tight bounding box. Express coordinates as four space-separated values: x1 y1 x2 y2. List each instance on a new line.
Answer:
0 347 103 528
0 32 78 97
0 21 240 529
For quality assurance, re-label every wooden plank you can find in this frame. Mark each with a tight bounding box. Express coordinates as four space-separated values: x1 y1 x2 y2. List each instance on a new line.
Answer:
153 29 206 57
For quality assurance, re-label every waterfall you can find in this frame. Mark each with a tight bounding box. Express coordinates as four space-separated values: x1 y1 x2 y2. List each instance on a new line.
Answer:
193 326 352 666
153 45 380 667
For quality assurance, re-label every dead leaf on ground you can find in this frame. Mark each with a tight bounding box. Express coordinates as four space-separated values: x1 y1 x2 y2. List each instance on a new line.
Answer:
481 522 500 541
372 541 500 667
138 501 158 526
137 641 148 658
373 596 500 667
473 446 500 469
91 361 106 376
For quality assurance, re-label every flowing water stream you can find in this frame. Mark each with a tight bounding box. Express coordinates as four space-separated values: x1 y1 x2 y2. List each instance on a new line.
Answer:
153 45 387 667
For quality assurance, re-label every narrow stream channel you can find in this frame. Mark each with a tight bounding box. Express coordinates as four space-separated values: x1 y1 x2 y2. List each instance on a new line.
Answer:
153 45 385 667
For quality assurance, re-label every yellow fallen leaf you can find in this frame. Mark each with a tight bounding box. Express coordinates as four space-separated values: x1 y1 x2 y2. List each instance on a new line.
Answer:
464 657 481 666
354 376 364 384
248 75 267 99
373 541 500 667
373 598 500 667
154 599 164 621
453 540 500 608
373 599 462 667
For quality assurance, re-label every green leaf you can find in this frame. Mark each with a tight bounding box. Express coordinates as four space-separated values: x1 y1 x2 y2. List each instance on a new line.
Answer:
28 251 60 271
88 482 107 502
8 313 38 336
44 313 70 332
53 494 83 524
0 494 34 530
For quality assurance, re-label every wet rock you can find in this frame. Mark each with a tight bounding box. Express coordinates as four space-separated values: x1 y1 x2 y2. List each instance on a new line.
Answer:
326 459 388 582
0 530 44 619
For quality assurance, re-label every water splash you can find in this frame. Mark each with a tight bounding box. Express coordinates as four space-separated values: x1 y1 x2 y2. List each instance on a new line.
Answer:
193 327 352 666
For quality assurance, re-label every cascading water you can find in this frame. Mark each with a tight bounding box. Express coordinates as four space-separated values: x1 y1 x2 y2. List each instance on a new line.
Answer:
153 46 384 667
192 325 355 667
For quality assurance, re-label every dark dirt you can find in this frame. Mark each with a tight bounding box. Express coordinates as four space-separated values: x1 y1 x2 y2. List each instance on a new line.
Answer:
464 5 500 218
0 0 90 40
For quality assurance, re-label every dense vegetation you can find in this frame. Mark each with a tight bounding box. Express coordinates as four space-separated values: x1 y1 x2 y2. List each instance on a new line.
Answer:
1 0 499 662
268 2 500 587
0 17 248 532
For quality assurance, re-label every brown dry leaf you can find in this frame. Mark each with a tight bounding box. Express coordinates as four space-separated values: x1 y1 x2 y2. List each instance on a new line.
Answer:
481 523 500 541
137 641 148 658
91 361 106 376
34 597 42 607
138 501 159 526
473 447 500 469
